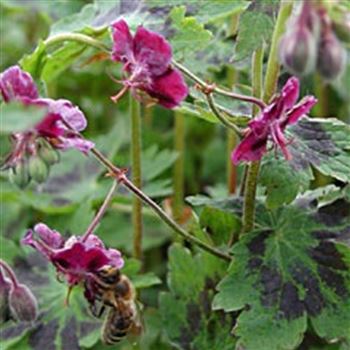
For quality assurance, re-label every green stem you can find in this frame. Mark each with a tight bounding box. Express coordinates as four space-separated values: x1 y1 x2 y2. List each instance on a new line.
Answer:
206 94 242 134
263 1 293 103
173 111 185 223
242 1 292 233
130 94 143 260
44 33 110 53
173 60 266 110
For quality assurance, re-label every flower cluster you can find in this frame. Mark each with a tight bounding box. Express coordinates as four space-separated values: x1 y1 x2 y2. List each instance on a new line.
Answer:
110 19 188 108
0 66 94 187
232 77 317 164
22 223 124 286
279 1 347 80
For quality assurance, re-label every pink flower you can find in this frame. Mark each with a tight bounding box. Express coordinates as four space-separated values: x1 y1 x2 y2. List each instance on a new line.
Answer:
22 223 124 286
111 19 188 108
0 66 94 170
232 77 317 164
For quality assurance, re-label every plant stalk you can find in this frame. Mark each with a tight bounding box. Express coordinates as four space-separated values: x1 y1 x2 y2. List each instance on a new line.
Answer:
173 111 185 223
130 94 143 260
242 1 292 233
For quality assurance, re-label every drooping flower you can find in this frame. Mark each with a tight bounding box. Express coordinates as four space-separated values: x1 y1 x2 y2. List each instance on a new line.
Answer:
232 77 317 164
22 223 124 286
110 19 188 108
0 66 94 187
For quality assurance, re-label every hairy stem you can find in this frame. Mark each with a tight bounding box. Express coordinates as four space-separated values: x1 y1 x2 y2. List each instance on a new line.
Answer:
173 111 185 223
0 260 19 288
173 60 266 110
130 95 143 260
44 33 110 53
206 94 242 134
263 1 293 103
242 0 292 233
82 181 118 242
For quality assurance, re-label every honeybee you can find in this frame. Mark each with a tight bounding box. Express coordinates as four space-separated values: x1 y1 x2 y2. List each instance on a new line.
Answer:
85 265 142 345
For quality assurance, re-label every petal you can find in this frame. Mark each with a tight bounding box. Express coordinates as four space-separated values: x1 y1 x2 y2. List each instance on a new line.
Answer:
34 113 64 138
231 131 268 164
133 26 172 76
106 249 124 269
57 136 94 154
21 230 53 260
34 223 64 249
83 234 105 249
281 76 300 110
111 19 134 63
48 99 87 131
270 124 292 160
0 65 38 102
146 68 188 109
283 96 318 126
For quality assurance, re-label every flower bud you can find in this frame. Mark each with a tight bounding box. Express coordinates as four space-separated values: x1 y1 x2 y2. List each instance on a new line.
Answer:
9 284 38 322
317 30 347 80
9 159 30 189
28 156 49 184
279 26 317 76
38 143 60 166
0 270 12 324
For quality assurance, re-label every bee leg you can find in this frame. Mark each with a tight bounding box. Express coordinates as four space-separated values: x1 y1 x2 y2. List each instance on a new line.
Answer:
90 302 106 318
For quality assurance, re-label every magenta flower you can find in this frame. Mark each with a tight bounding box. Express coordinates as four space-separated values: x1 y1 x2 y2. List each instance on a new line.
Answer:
22 223 124 286
231 77 317 164
110 19 188 108
0 66 94 170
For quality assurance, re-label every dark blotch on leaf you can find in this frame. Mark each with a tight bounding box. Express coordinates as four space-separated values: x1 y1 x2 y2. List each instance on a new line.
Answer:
60 317 80 350
260 266 283 307
318 265 348 298
186 303 202 335
279 282 304 320
247 230 272 256
309 241 347 270
0 322 30 340
248 257 263 270
292 266 325 316
315 199 350 227
29 319 59 350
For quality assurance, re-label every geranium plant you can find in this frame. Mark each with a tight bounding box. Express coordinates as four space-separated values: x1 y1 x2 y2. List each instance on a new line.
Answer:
0 1 349 350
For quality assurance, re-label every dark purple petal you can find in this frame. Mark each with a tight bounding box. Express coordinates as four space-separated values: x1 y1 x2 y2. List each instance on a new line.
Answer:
0 65 38 102
51 242 111 284
111 19 134 63
283 95 318 126
146 68 188 109
270 123 292 160
21 230 53 259
231 132 268 164
281 76 300 109
34 223 64 249
34 113 64 138
133 26 172 76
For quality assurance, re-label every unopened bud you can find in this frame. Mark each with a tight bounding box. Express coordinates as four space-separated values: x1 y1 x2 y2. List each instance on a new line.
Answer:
0 270 12 324
9 284 38 322
317 31 347 80
28 156 49 184
38 144 60 166
9 160 30 189
280 27 317 76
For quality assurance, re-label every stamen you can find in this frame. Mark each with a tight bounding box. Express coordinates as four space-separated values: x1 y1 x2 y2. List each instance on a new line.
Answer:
111 84 130 103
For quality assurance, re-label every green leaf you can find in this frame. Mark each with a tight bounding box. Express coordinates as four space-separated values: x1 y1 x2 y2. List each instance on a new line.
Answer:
199 206 241 245
168 6 212 59
213 201 350 350
0 102 46 134
288 118 350 183
234 10 274 61
260 157 313 209
159 244 233 350
20 40 47 79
